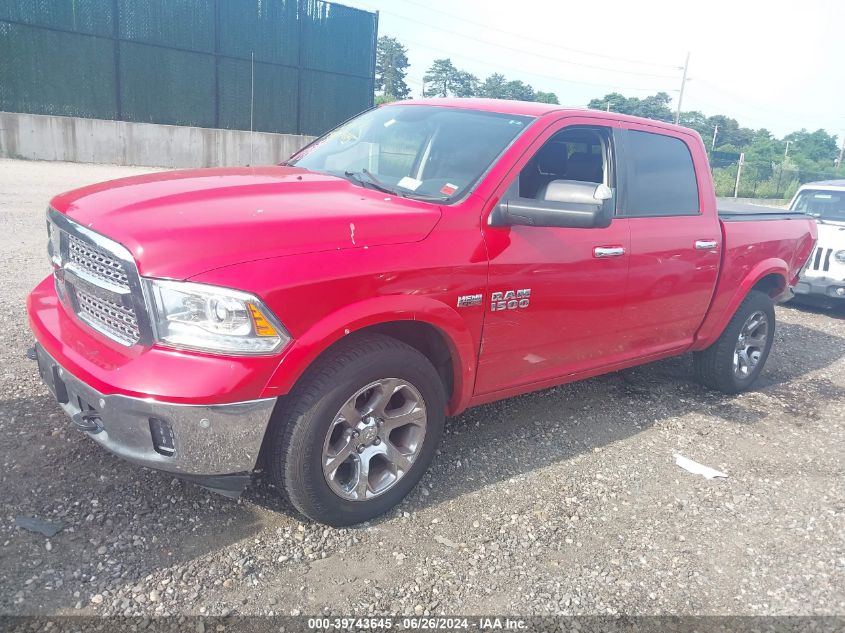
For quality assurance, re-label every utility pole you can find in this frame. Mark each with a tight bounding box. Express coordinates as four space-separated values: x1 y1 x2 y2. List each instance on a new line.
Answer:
784 140 792 157
733 152 745 198
674 52 690 125
837 134 844 170
711 124 719 151
606 102 611 112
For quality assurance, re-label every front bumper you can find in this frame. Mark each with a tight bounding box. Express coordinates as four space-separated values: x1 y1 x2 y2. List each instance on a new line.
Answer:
34 344 276 495
794 276 845 300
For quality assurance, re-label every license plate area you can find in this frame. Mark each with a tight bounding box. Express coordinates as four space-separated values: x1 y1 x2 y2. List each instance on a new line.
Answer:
35 345 69 404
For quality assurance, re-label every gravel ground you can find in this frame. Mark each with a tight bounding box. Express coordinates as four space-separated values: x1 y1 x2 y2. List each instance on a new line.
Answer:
0 158 844 618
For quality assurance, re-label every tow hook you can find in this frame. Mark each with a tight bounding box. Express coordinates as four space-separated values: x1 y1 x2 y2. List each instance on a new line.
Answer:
72 411 103 433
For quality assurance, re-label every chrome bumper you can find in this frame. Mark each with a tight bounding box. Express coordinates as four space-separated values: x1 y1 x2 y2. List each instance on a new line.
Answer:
35 344 276 486
794 276 845 299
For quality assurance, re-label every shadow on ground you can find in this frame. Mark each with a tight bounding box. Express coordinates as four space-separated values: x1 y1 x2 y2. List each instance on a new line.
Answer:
2 318 843 612
248 320 845 518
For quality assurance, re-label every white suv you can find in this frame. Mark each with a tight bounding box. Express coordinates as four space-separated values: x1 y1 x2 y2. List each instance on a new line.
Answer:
790 179 845 304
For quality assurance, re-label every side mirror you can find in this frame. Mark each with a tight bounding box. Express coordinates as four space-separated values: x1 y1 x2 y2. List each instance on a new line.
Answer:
491 181 614 229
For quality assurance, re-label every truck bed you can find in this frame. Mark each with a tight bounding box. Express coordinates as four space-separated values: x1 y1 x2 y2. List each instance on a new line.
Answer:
717 199 806 222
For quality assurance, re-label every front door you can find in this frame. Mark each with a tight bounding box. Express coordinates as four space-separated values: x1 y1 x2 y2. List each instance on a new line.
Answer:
475 119 631 396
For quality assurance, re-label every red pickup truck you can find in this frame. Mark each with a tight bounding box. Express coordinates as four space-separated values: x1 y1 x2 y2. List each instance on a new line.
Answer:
28 99 816 525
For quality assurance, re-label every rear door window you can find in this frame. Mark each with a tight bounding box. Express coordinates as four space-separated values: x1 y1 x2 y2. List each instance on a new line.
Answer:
624 130 699 217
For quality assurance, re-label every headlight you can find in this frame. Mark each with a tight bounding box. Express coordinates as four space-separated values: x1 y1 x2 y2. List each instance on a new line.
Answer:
144 279 289 354
835 250 845 264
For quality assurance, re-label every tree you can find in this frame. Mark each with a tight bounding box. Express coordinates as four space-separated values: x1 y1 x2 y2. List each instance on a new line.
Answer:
478 73 557 103
784 128 839 165
588 92 672 121
452 70 479 98
375 36 410 100
423 59 477 98
705 115 754 150
636 92 674 122
534 91 559 104
478 73 508 99
679 110 710 142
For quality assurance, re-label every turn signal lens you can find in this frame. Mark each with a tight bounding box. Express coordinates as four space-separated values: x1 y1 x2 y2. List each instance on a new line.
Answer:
248 303 279 337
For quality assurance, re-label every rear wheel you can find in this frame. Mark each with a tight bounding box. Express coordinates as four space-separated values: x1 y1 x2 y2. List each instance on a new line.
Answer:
267 334 446 526
693 290 775 394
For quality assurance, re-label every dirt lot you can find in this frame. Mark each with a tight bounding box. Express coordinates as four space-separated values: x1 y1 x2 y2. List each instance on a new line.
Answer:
0 158 843 618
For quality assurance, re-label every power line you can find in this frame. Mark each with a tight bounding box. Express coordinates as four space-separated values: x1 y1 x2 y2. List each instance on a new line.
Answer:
358 2 681 79
693 78 837 130
398 35 676 93
397 0 680 71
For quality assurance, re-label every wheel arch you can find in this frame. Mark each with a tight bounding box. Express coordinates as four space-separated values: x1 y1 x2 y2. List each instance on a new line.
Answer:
693 258 788 350
260 296 478 415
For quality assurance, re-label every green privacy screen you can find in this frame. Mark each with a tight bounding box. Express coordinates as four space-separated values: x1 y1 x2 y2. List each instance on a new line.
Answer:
0 0 377 136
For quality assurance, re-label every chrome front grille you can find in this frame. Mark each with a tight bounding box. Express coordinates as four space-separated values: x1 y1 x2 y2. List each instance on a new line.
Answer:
75 287 141 346
48 209 149 347
67 234 130 288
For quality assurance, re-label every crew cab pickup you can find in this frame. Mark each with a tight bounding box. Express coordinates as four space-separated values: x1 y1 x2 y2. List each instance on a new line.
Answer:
788 179 845 304
28 99 816 526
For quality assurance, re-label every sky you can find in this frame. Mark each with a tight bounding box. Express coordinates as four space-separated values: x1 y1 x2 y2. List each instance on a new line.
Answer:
341 0 845 141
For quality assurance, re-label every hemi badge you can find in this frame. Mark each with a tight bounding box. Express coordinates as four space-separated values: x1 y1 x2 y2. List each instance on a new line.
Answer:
457 294 483 308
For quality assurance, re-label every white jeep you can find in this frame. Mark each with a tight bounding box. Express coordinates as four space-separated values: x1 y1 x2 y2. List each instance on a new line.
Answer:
790 180 845 305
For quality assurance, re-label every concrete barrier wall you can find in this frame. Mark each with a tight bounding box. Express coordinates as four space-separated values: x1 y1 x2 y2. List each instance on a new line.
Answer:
0 112 315 168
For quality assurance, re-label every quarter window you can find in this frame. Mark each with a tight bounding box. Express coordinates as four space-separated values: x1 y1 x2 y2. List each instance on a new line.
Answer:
625 130 699 217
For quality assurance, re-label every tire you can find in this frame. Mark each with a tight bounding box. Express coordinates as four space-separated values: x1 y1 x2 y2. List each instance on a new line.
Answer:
693 290 776 394
267 333 446 526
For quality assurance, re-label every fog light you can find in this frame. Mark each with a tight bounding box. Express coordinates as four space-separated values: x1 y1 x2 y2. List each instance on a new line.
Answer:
149 418 175 456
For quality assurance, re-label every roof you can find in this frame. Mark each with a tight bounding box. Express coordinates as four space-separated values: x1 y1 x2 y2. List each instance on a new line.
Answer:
799 179 845 188
386 98 697 136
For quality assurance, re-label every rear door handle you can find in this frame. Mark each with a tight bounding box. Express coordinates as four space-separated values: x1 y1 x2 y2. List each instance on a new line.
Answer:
695 240 719 250
594 246 626 258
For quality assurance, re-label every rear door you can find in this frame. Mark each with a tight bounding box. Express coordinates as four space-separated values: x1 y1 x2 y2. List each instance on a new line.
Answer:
617 125 721 354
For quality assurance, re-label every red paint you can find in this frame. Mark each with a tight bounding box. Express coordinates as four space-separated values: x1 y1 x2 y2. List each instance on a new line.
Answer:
28 101 816 417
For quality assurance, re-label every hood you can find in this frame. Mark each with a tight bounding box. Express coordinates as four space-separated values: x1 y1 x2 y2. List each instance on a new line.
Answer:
50 166 442 279
816 220 845 248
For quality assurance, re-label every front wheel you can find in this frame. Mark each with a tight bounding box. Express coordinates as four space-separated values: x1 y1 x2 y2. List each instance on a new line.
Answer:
693 290 776 394
266 334 446 526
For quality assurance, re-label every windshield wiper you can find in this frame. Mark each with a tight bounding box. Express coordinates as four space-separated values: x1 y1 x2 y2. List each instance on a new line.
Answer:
403 192 451 202
343 170 451 203
344 169 402 197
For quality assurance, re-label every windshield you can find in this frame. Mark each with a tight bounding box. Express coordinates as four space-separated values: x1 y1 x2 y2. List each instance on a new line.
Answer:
288 105 533 202
791 188 845 222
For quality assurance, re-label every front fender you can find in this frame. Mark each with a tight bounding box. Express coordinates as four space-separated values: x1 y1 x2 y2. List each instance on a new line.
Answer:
692 257 788 350
259 295 478 414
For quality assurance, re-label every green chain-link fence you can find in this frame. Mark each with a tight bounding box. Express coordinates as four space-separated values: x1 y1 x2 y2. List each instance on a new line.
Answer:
0 0 377 136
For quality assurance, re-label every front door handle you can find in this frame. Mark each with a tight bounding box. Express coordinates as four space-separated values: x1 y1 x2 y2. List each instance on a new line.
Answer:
695 240 719 250
594 246 626 258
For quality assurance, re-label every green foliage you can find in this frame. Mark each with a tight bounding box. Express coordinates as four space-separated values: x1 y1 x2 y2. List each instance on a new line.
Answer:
783 128 839 165
375 36 411 100
475 72 559 103
589 90 843 199
534 91 559 104
422 59 477 98
587 92 674 122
